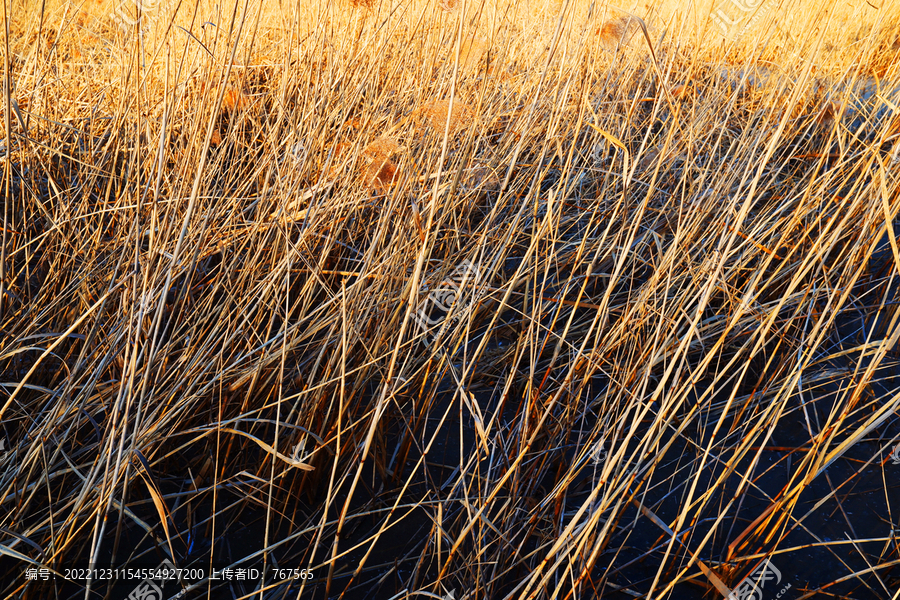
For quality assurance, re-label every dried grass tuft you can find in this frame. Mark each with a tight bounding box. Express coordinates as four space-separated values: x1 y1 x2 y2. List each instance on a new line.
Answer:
362 135 401 162
458 35 490 71
462 161 501 191
222 85 247 111
359 136 402 191
597 15 638 49
670 83 694 100
816 100 838 124
416 98 475 134
362 158 399 191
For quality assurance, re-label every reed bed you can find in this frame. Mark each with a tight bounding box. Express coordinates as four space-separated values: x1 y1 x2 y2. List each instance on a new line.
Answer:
2 0 900 598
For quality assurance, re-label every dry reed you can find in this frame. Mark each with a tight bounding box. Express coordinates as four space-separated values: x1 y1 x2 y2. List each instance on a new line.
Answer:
2 1 900 599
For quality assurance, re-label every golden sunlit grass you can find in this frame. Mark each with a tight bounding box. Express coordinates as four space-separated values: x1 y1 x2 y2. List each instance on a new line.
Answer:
2 0 900 598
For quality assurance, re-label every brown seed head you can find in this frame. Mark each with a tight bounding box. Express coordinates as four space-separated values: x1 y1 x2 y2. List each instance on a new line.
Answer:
362 136 401 162
816 101 838 125
362 159 399 192
670 84 694 101
359 136 402 191
458 36 489 71
223 86 247 111
597 16 636 49
463 161 501 191
417 99 475 134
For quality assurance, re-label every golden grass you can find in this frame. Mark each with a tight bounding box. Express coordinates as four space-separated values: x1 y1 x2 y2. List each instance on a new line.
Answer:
2 0 900 598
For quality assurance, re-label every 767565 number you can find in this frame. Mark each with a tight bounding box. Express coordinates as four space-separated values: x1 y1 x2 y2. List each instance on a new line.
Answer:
274 568 312 580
